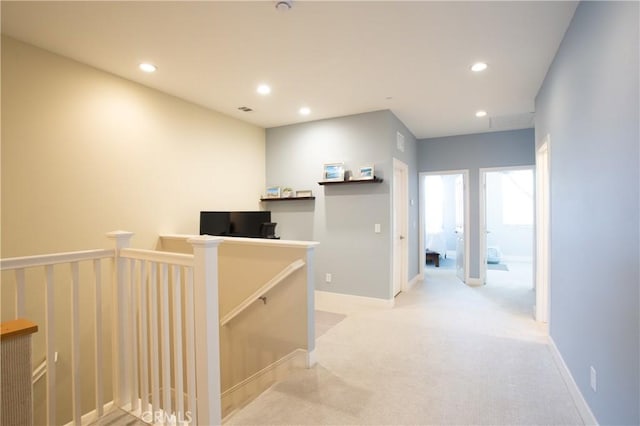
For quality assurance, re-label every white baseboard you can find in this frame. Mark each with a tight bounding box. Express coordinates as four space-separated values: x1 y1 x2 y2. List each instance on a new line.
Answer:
406 274 422 291
221 349 308 422
315 290 394 314
466 277 483 286
548 337 598 426
306 349 317 368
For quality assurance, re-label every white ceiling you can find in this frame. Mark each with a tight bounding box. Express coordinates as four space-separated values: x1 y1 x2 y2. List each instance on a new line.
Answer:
1 1 578 139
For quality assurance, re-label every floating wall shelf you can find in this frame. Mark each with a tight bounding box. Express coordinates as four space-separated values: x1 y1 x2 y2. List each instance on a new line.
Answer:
260 196 316 202
318 177 383 186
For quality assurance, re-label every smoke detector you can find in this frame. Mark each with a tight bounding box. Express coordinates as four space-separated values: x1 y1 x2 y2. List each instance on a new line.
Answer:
275 1 292 11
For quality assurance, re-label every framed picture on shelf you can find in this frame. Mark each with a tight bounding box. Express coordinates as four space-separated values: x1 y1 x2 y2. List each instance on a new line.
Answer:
323 162 345 182
296 190 313 197
265 186 281 198
358 165 374 180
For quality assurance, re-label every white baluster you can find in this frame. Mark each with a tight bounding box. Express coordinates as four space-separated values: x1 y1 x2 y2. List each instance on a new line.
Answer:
172 266 185 423
93 259 104 418
130 259 139 413
139 259 149 416
70 261 82 425
160 263 171 420
14 268 25 318
184 266 197 426
45 264 56 425
150 262 160 415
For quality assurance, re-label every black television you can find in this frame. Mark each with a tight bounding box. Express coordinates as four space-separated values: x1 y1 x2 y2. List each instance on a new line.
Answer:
230 211 271 237
200 211 274 238
199 212 231 236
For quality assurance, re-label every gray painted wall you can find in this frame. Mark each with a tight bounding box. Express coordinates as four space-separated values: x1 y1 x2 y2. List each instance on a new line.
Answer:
265 110 418 300
417 129 535 278
535 2 639 424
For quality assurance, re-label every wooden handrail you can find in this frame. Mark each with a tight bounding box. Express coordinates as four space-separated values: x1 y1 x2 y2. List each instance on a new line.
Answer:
220 259 306 326
0 318 38 340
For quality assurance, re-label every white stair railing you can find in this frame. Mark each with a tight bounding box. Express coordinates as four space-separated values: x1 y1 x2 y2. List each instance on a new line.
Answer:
0 248 115 425
110 233 223 426
0 232 224 426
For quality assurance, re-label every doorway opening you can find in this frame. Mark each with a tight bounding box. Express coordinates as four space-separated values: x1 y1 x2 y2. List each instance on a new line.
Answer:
480 167 535 316
419 171 469 283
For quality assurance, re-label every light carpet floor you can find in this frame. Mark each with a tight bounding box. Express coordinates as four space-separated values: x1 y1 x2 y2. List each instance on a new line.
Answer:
226 270 583 425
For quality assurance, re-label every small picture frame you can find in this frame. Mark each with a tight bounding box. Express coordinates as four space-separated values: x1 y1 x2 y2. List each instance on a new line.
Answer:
296 190 313 198
265 186 281 198
323 163 345 182
359 165 374 180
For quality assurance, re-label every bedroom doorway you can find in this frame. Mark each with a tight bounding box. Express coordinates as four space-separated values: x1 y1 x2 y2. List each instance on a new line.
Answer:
419 170 469 283
479 166 535 316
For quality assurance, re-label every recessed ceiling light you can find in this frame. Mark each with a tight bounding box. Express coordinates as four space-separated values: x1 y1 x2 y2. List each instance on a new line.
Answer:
475 110 488 118
299 107 311 116
471 62 488 72
139 63 157 73
257 84 271 95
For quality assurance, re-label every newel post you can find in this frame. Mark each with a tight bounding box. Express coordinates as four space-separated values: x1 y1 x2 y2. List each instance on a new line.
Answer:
107 231 134 407
188 235 223 425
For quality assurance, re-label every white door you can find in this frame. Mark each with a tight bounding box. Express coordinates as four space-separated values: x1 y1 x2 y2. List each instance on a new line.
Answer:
392 159 409 297
454 174 465 282
535 137 550 323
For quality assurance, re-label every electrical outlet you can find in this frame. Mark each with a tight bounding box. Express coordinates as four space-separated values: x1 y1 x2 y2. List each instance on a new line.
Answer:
374 224 381 233
325 273 332 283
590 366 597 392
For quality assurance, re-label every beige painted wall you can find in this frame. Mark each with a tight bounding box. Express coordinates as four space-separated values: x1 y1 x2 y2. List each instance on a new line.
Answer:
1 37 265 424
1 36 265 256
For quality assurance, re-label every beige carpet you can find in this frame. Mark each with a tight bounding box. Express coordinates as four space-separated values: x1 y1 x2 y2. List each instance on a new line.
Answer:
226 269 583 425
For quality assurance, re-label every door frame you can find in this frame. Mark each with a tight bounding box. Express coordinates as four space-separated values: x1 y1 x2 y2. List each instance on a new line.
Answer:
479 165 535 285
535 135 551 323
392 158 409 296
418 169 470 283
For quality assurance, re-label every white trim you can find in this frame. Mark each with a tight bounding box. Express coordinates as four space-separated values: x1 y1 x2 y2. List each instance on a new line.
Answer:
392 158 410 296
466 277 483 286
535 135 551 323
315 290 394 314
548 337 598 426
221 349 309 423
306 349 317 368
160 233 319 249
406 274 422 291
